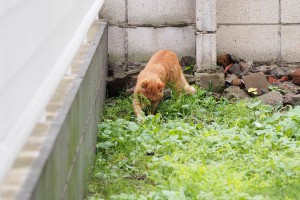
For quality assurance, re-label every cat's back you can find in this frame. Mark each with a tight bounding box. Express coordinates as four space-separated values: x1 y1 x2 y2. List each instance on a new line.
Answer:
147 50 178 66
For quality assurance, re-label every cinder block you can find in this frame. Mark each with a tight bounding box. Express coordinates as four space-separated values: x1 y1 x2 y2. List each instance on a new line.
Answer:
196 0 217 32
127 26 195 62
196 34 217 70
217 25 279 62
128 0 195 25
281 26 300 63
108 26 126 62
217 0 279 24
99 0 126 24
281 0 300 23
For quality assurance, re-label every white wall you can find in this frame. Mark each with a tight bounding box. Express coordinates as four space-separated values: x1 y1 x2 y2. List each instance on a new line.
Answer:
0 0 105 184
101 0 300 65
217 0 300 63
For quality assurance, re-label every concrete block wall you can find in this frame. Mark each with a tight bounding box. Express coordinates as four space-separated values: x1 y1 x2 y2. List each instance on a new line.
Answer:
0 21 108 200
102 0 299 69
100 0 197 63
217 0 300 64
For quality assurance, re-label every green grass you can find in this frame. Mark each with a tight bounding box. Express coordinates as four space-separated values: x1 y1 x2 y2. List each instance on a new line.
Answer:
87 87 300 200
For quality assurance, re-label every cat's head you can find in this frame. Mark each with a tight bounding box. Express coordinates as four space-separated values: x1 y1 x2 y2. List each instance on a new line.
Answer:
137 79 165 103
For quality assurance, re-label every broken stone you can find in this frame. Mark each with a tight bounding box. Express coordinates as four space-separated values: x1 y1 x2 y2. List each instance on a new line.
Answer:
225 74 238 84
113 64 124 75
254 65 272 75
195 72 225 93
227 63 243 77
283 93 295 105
278 81 300 94
292 69 300 85
223 86 249 100
239 61 254 75
232 79 243 87
184 74 195 84
243 72 270 96
258 91 283 106
270 66 288 79
291 94 300 106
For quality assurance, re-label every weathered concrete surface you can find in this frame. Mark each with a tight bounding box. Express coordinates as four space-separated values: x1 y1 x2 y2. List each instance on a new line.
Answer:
281 0 300 23
127 26 196 62
128 0 195 25
217 25 279 62
217 0 279 24
0 21 108 200
195 72 225 92
196 33 217 70
281 26 300 63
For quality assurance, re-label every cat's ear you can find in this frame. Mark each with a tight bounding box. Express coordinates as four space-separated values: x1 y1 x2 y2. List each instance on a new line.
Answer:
158 82 165 90
141 80 148 89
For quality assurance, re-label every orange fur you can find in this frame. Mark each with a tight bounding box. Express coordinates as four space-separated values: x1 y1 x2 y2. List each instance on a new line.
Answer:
133 50 196 117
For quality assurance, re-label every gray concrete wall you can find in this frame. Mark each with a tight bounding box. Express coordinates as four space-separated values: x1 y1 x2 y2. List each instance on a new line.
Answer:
101 0 299 67
0 20 108 200
217 0 300 64
100 0 196 63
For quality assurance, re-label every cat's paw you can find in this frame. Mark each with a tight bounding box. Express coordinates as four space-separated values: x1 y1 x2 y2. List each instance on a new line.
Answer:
185 85 196 94
189 86 196 94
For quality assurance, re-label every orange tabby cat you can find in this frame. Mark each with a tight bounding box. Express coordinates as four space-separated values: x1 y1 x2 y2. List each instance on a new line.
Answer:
133 50 196 118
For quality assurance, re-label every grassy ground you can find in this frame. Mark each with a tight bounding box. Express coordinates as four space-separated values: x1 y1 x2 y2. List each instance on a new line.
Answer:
87 88 300 200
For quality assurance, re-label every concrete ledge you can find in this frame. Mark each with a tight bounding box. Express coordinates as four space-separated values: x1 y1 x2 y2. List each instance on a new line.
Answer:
0 20 108 200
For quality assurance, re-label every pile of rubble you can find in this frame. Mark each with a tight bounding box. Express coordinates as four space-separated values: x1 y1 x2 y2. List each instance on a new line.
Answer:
218 54 300 106
106 55 300 106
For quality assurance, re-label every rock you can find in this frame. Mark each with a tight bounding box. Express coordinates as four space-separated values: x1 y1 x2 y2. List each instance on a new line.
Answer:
254 65 272 75
184 74 195 84
113 64 124 75
195 72 225 93
243 72 270 96
239 61 254 75
270 67 288 79
283 93 295 105
232 79 243 87
225 74 238 85
291 94 300 106
278 81 300 94
223 86 249 100
228 63 243 77
258 91 283 106
292 69 300 85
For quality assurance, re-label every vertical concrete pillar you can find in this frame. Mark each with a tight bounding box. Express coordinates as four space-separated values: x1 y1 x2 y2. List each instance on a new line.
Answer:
196 0 217 71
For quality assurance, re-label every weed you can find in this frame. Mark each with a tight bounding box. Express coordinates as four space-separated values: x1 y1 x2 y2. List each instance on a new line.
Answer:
88 87 300 200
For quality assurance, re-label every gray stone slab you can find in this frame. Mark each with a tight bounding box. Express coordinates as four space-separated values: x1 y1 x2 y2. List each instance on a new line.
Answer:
243 72 270 96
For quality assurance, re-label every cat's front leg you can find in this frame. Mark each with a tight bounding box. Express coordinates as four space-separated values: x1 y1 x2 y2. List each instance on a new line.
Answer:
133 96 143 118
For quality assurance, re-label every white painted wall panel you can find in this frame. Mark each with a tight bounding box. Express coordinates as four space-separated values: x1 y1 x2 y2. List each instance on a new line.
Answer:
0 0 104 184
